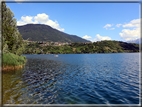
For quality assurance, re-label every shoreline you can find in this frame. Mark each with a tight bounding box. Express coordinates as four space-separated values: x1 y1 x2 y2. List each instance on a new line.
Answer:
2 53 27 72
23 52 140 55
2 64 25 71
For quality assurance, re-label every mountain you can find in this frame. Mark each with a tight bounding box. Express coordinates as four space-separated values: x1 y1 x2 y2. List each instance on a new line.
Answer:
127 38 141 44
17 24 91 43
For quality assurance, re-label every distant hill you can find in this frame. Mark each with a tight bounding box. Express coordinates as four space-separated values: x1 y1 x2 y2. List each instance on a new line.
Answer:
91 40 139 53
17 24 91 43
24 40 139 54
127 38 141 44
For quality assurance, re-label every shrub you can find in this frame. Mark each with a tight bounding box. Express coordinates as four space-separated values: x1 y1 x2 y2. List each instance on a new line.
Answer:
3 53 26 67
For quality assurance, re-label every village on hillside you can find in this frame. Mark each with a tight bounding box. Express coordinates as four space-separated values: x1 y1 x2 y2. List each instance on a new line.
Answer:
23 40 91 46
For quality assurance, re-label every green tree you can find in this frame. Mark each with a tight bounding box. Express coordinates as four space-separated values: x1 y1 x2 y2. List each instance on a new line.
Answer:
36 49 41 54
2 2 25 55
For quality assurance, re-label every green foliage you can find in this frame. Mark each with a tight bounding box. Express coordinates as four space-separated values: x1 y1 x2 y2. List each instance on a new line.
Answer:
2 3 16 51
3 53 26 66
3 43 9 53
36 49 42 54
24 40 139 54
2 2 27 68
2 2 26 55
17 24 91 43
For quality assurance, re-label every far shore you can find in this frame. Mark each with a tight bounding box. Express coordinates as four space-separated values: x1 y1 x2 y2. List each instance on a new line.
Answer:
23 52 140 55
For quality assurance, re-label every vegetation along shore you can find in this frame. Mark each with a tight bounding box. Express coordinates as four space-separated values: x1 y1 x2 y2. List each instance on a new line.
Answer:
2 3 27 71
2 53 26 71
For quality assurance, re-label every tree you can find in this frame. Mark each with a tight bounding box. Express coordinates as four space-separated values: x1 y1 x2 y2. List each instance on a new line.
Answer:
2 2 26 55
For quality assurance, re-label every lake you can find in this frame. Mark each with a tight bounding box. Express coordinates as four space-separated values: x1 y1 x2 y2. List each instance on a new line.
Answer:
3 53 140 104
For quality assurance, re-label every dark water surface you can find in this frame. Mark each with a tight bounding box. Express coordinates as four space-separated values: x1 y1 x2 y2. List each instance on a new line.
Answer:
3 53 140 104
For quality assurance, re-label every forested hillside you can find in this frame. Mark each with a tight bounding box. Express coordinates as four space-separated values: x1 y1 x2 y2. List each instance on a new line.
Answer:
24 40 139 54
17 24 91 43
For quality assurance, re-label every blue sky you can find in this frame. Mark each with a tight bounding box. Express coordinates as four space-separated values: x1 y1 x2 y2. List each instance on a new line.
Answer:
5 0 140 42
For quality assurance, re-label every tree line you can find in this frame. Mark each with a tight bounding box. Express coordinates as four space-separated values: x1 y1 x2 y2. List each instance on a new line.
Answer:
2 2 26 55
24 40 139 54
2 2 27 68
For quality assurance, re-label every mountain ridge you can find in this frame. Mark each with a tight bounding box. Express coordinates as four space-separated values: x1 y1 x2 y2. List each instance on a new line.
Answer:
17 24 91 43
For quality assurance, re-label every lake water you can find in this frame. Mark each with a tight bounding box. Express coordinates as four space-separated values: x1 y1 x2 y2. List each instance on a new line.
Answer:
3 53 140 104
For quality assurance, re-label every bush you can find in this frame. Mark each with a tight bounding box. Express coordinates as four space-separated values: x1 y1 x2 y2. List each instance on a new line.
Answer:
3 53 26 67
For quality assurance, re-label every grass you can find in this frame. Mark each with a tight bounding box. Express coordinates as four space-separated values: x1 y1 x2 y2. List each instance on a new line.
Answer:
2 53 26 67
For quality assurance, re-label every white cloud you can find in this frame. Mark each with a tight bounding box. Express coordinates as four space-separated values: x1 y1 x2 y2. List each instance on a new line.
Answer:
119 18 140 41
17 13 64 32
119 27 140 41
17 16 39 26
34 13 49 23
22 16 38 23
82 34 111 42
103 24 113 29
82 35 92 39
123 19 140 28
17 21 26 26
116 24 122 27
125 38 138 42
110 28 115 30
94 34 111 42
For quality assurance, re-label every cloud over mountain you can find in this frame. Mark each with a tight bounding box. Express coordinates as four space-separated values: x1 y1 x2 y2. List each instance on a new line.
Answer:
82 35 92 39
17 13 64 32
94 34 111 42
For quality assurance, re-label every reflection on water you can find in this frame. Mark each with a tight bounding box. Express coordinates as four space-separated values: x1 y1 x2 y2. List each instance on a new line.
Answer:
3 53 140 104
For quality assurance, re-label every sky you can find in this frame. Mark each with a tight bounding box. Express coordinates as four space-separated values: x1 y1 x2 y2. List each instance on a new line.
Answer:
4 0 141 42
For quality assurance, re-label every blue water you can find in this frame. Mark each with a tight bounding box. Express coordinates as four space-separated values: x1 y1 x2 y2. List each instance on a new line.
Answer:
3 53 140 104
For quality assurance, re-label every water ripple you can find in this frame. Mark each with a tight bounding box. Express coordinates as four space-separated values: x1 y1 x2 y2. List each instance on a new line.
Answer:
3 53 140 104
